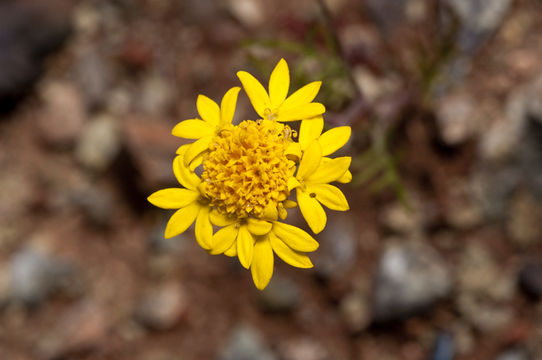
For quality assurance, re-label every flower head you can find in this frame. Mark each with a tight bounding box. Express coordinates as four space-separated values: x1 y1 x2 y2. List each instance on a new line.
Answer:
148 59 352 290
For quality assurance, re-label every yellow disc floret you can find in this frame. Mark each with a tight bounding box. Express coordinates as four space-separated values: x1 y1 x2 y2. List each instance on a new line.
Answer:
201 119 295 219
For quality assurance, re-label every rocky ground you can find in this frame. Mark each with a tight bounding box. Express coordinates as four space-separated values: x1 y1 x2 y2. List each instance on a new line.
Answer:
1 0 542 359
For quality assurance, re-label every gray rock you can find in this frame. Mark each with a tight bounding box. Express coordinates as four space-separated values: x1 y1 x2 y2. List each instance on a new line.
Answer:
431 332 455 360
314 213 357 281
38 81 86 147
456 243 515 332
9 247 76 305
219 326 276 360
75 114 121 172
507 190 542 248
371 240 452 322
436 90 478 146
257 275 299 313
443 0 512 53
339 288 371 333
70 184 115 228
279 338 331 360
139 75 175 117
135 282 187 330
75 46 113 109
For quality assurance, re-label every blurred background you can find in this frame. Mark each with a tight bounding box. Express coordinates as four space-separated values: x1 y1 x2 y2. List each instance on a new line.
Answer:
1 0 542 359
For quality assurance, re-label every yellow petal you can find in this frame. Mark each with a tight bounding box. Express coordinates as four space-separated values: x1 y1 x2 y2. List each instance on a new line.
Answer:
305 156 351 184
197 95 220 126
147 188 199 209
288 176 301 191
164 202 200 239
307 184 349 211
210 224 239 255
281 81 322 111
220 86 241 126
297 189 327 234
176 144 189 155
269 232 313 268
269 58 289 109
273 221 319 251
209 210 236 227
297 140 322 180
237 225 254 269
184 135 212 166
171 119 214 139
337 169 352 183
247 218 272 235
278 103 326 122
237 71 270 118
319 126 351 156
251 238 274 290
299 116 324 150
173 156 200 190
224 242 237 257
195 206 212 250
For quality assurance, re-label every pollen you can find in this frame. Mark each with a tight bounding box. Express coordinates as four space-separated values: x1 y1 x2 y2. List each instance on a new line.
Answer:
201 119 295 219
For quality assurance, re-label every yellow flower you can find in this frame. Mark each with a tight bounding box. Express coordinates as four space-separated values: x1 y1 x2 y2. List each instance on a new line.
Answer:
171 87 241 166
289 118 352 234
147 146 213 250
237 58 326 122
148 60 352 290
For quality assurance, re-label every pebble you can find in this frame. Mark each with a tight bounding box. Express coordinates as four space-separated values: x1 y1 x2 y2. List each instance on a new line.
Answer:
456 243 515 332
313 213 357 281
38 82 86 147
371 240 452 322
495 347 530 360
9 247 77 306
135 282 187 330
339 288 371 333
225 0 264 28
37 301 109 359
435 90 478 146
278 338 330 360
431 332 455 360
139 75 175 117
75 46 113 109
506 190 541 248
75 114 121 172
218 325 277 360
69 184 115 228
518 262 542 300
257 275 299 313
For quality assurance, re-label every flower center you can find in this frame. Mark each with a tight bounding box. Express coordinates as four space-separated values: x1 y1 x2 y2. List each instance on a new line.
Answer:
201 120 295 219
264 108 279 121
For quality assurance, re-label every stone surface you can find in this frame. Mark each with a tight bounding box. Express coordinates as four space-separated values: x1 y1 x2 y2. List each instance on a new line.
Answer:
9 247 77 305
436 90 479 146
431 332 455 360
507 190 542 248
339 288 371 333
219 326 276 360
495 347 530 360
371 240 452 322
257 275 299 313
314 213 357 281
455 243 515 332
37 301 109 359
38 81 86 147
278 338 330 360
76 114 121 172
135 282 187 330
